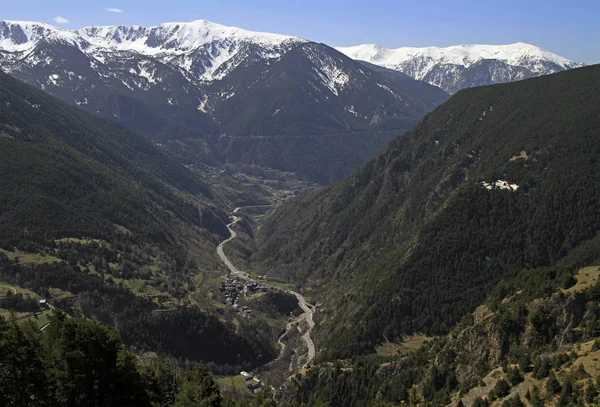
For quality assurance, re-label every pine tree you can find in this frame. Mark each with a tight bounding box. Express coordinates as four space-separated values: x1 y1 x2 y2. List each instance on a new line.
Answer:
251 387 278 407
0 317 50 406
585 383 597 404
576 363 589 379
472 397 489 407
173 364 222 407
507 367 524 386
546 371 562 395
530 385 544 407
491 378 511 400
409 385 421 407
502 396 524 407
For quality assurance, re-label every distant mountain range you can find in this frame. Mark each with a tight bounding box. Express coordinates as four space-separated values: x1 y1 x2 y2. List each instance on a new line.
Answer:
336 42 584 94
0 19 584 182
0 19 448 183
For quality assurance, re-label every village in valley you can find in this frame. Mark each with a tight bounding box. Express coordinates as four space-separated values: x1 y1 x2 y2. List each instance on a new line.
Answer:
219 274 271 315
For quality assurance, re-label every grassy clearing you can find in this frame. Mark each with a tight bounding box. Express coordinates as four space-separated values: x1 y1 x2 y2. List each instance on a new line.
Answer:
48 287 75 300
565 266 600 294
0 283 40 299
0 249 62 265
150 257 162 274
376 334 433 356
568 350 600 378
0 309 54 329
510 151 530 161
16 310 52 328
215 375 253 400
564 340 600 377
0 309 31 320
109 276 166 301
122 279 146 292
458 367 504 406
55 237 108 246
137 283 165 298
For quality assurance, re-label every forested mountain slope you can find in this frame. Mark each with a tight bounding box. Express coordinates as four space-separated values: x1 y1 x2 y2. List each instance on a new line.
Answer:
0 311 279 406
0 71 277 370
253 64 600 359
283 262 600 407
0 69 218 246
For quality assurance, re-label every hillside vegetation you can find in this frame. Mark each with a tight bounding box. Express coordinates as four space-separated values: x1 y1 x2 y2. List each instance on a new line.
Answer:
281 263 600 406
0 312 283 407
0 70 221 245
0 71 278 370
253 65 600 358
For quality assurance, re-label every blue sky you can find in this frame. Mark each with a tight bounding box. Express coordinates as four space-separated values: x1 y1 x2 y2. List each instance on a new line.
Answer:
1 0 598 63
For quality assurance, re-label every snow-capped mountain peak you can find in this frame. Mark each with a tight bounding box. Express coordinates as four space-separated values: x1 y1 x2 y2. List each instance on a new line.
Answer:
0 19 305 55
337 42 579 71
0 18 450 144
0 20 84 52
77 19 306 55
336 42 584 93
0 19 308 83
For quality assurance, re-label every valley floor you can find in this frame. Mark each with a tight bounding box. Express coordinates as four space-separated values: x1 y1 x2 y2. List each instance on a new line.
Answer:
217 206 317 384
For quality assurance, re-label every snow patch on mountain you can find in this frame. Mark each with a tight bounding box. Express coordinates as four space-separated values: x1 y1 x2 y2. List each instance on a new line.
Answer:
136 62 159 85
345 105 361 117
197 96 209 113
481 180 519 191
305 46 350 96
314 64 349 96
48 74 60 86
376 83 403 101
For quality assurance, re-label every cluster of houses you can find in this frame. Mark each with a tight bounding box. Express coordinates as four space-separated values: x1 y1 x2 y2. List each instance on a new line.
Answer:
246 281 268 293
220 275 272 315
240 371 262 392
220 275 242 307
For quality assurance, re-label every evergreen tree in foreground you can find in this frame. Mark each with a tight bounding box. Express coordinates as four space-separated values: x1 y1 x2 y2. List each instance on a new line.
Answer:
173 364 222 407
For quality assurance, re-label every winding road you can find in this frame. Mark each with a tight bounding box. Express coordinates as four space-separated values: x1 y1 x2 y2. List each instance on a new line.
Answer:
217 207 316 368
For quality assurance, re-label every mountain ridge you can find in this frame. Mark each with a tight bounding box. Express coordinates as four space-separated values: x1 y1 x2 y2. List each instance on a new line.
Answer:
0 18 449 184
336 42 584 93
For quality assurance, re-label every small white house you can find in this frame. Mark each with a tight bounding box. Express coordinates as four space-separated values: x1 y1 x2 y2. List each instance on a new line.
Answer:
240 371 253 380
